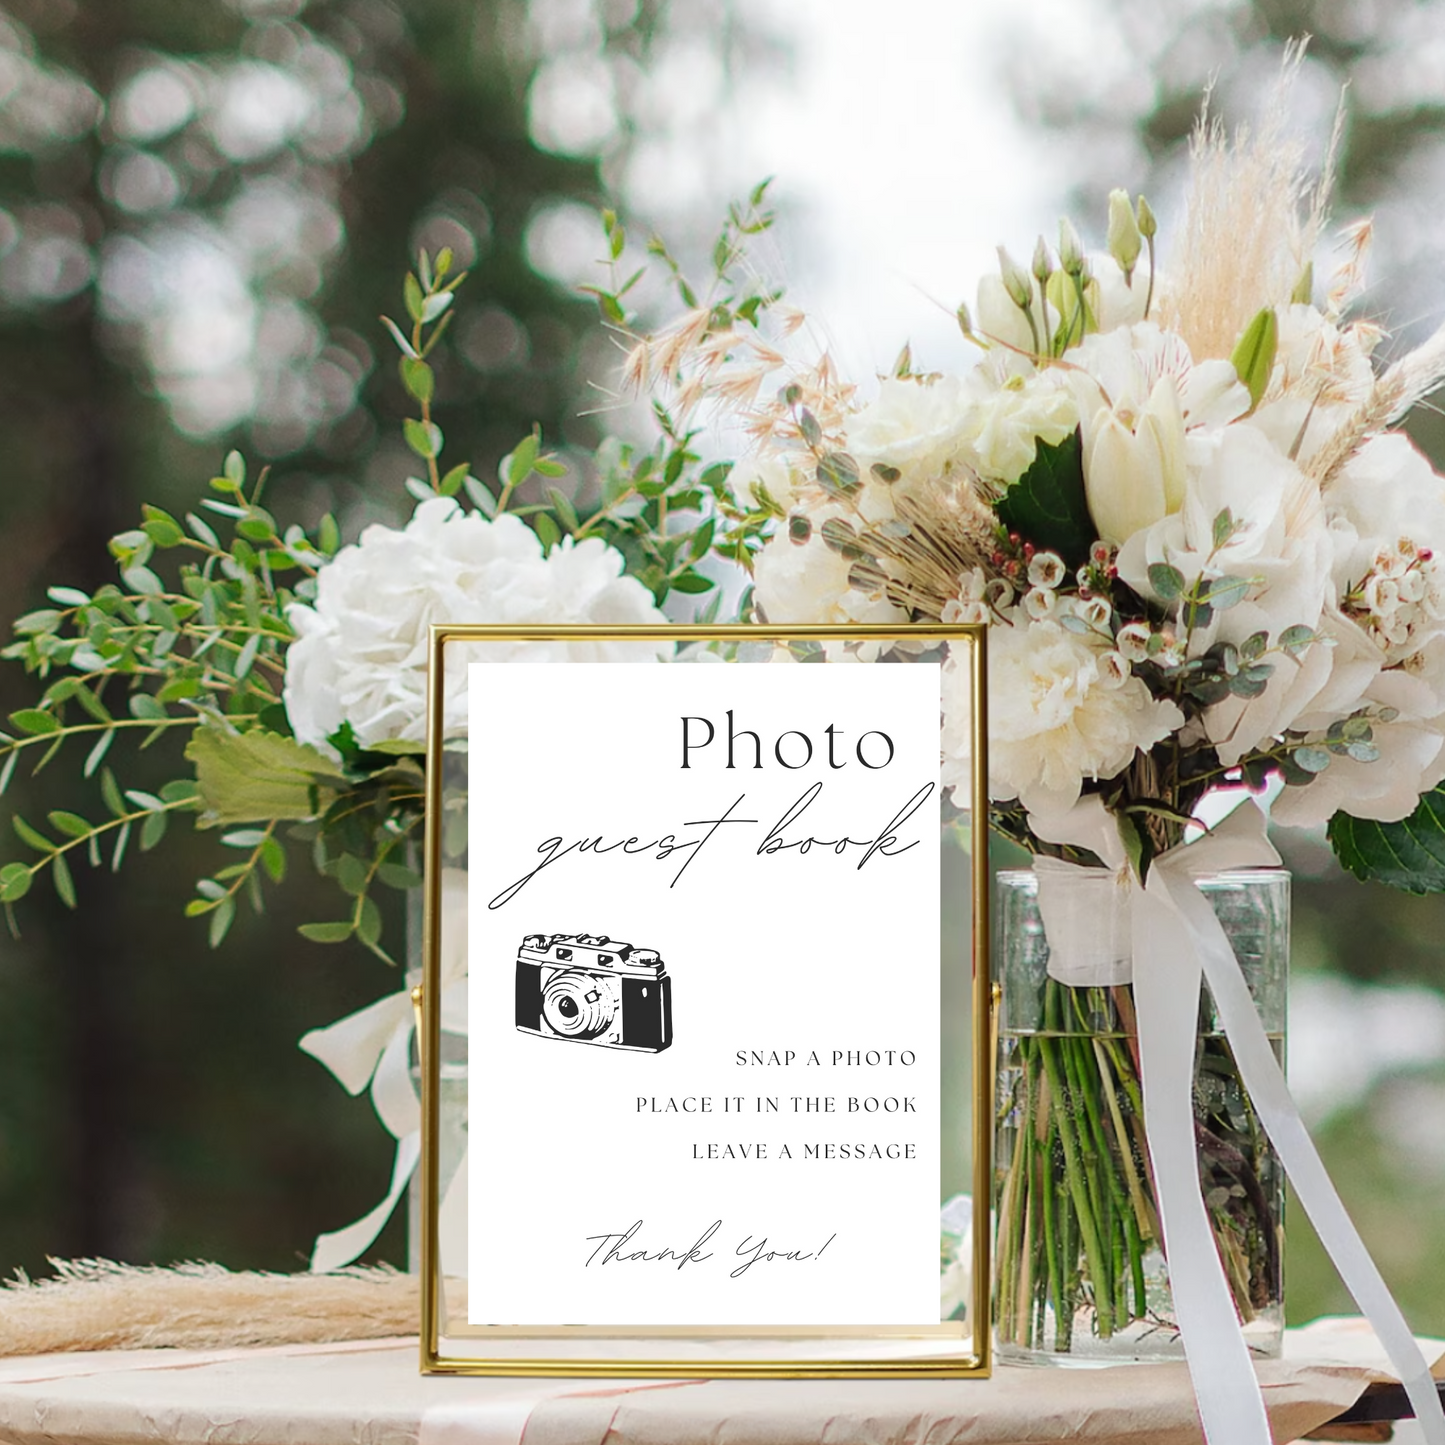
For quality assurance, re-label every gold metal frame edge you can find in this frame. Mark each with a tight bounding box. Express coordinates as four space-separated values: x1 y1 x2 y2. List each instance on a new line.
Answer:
420 621 991 1379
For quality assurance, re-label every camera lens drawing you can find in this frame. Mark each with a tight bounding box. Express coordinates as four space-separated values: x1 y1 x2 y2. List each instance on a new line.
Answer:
515 933 673 1053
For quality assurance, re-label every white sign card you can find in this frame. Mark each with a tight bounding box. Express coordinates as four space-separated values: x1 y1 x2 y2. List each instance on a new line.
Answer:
467 658 942 1328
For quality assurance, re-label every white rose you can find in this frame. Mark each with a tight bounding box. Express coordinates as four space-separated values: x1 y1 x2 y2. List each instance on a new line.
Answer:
963 615 1184 812
283 497 666 753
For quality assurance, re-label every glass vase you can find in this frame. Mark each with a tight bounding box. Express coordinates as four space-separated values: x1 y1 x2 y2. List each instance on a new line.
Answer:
992 867 1288 1364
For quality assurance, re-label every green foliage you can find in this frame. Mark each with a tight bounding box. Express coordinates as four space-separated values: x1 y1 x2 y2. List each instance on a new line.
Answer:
0 242 743 956
1329 787 1445 894
996 430 1094 566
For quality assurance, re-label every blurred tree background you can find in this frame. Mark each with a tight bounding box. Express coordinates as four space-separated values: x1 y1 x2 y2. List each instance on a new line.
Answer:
1011 1 1445 1331
6 0 1445 1346
0 0 765 1275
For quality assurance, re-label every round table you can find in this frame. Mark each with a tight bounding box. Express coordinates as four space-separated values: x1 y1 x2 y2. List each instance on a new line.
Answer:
0 1322 1433 1445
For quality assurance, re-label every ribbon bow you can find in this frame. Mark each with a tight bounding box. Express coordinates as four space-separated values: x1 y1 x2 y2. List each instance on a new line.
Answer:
298 868 468 1275
1033 796 1445 1445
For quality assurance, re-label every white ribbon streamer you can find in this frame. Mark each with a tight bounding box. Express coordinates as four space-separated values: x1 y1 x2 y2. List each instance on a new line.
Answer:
1033 797 1445 1445
299 868 469 1274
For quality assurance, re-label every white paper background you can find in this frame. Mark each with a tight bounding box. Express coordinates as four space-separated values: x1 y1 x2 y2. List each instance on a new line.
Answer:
467 660 941 1327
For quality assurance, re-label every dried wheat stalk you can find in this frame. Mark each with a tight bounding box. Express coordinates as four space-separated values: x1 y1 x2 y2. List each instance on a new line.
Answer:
0 1259 440 1355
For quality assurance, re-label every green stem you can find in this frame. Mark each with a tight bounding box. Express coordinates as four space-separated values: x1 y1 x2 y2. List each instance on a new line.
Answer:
1037 1026 1114 1334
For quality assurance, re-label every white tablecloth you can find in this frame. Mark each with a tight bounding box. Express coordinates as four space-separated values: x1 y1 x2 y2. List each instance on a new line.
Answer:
0 1321 1435 1445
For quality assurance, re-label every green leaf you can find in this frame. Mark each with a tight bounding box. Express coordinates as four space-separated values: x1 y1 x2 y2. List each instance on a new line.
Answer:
1200 575 1251 611
797 409 822 449
403 272 425 323
0 860 31 901
221 829 268 848
362 738 428 757
377 862 423 890
298 921 354 944
111 821 131 873
140 811 169 851
1211 508 1236 549
259 836 286 884
84 729 114 779
13 816 52 851
186 513 220 549
185 725 345 826
51 852 76 908
420 290 453 323
0 751 20 797
122 565 163 596
223 450 246 487
234 634 261 681
404 418 442 460
815 451 860 499
670 570 714 594
379 315 418 360
141 509 185 548
1329 785 1445 894
438 463 469 498
534 512 560 554
47 587 91 607
48 811 92 838
1279 625 1315 657
1293 745 1332 774
995 430 1094 567
504 432 541 489
10 709 59 736
1147 563 1187 602
14 609 62 636
1229 307 1278 412
547 487 579 533
209 896 236 947
400 358 434 404
356 895 383 948
336 853 368 896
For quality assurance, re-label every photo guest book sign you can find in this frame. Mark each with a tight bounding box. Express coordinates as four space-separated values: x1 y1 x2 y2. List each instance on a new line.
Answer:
418 622 991 1376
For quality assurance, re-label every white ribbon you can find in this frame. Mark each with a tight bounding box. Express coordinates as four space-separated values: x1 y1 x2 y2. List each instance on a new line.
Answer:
299 869 469 1274
1033 796 1445 1445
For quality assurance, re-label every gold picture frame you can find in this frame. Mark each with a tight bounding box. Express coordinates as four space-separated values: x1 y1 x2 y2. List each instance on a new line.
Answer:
419 621 991 1378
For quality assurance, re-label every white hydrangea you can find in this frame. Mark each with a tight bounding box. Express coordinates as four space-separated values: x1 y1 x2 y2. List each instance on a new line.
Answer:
283 498 666 753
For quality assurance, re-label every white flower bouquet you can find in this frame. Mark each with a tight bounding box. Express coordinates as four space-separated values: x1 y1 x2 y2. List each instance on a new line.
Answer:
617 66 1445 1441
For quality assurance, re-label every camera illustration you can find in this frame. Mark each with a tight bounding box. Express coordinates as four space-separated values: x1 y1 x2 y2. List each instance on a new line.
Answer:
514 933 673 1053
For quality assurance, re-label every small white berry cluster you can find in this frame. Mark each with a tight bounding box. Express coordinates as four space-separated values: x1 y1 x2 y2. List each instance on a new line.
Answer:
942 567 1015 624
1347 537 1445 654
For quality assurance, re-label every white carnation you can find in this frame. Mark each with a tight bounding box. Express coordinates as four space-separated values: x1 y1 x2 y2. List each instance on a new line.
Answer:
945 616 1183 812
283 498 666 753
969 370 1077 484
844 375 975 489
